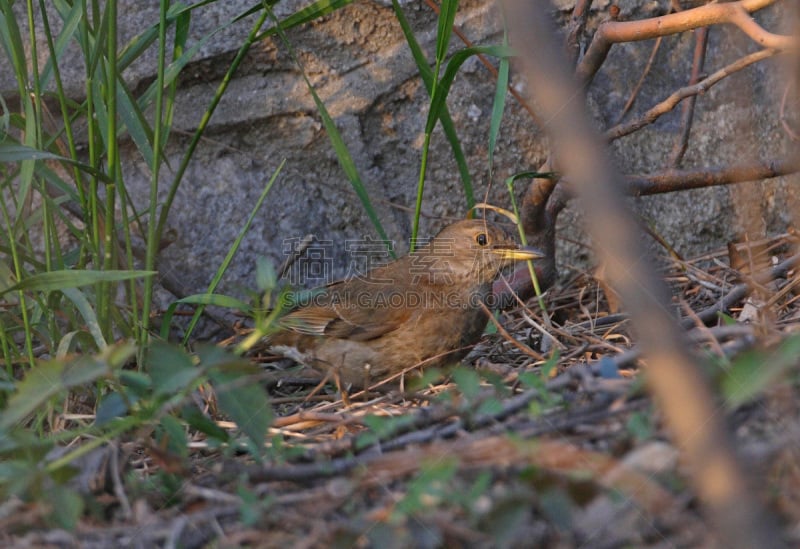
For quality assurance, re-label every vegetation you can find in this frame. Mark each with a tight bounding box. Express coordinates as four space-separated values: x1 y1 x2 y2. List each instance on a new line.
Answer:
0 0 797 546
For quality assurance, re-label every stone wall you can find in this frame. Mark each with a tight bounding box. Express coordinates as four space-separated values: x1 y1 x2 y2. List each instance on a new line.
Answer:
3 0 796 306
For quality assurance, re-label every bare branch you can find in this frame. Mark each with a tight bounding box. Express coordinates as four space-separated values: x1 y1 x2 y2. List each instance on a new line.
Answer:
615 35 664 123
576 0 793 87
671 25 709 165
624 157 800 196
503 0 783 546
604 48 779 141
565 0 593 66
780 79 800 141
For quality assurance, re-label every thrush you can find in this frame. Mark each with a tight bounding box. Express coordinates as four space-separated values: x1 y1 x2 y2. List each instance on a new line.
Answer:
268 219 543 388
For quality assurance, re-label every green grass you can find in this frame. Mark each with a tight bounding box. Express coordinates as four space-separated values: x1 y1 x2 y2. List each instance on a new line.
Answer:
0 0 525 530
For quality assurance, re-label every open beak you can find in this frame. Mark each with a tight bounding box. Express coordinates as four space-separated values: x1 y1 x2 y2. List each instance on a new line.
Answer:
491 245 544 261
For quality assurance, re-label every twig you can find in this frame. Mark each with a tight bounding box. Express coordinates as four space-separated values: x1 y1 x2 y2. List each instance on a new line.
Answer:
109 444 132 520
480 302 544 360
780 79 799 141
183 483 241 505
278 234 314 278
624 156 800 196
671 25 709 165
681 299 725 356
565 0 593 66
503 1 782 546
687 252 800 327
604 48 779 141
576 0 792 87
238 396 643 484
616 36 664 123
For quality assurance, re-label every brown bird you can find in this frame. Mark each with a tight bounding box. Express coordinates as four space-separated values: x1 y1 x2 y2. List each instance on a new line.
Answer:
268 219 543 388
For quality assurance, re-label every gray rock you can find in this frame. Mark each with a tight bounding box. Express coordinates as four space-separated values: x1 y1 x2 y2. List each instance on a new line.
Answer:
3 0 796 315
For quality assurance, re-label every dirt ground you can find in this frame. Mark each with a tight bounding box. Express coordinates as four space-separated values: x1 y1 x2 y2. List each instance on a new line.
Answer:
4 233 800 548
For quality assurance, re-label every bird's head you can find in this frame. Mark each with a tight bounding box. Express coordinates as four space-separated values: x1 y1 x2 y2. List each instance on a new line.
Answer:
413 219 543 285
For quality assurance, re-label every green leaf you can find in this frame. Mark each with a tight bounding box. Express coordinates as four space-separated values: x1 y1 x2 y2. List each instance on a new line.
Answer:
146 341 198 397
0 343 135 428
181 159 285 343
181 404 229 443
360 414 413 441
408 367 444 391
626 411 653 441
476 397 502 416
718 311 737 326
0 143 61 162
195 343 244 370
256 257 277 293
426 45 514 135
117 1 202 70
391 0 473 206
505 171 559 186
722 335 800 407
55 330 98 358
254 0 355 41
209 364 272 455
95 392 128 426
120 370 152 397
412 43 513 243
540 350 560 380
435 0 459 65
160 292 252 340
488 29 510 172
518 370 546 391
0 459 39 497
137 9 230 109
0 142 113 183
0 94 9 139
452 367 481 400
539 489 575 532
117 78 155 166
60 288 107 350
48 484 84 530
174 293 252 311
397 458 458 515
39 1 83 88
159 414 189 458
0 269 155 297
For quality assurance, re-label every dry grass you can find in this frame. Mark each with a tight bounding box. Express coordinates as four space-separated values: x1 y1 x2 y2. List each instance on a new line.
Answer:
4 233 800 548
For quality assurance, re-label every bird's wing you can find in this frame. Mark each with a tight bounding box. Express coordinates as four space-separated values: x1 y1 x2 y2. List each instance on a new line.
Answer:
277 286 413 342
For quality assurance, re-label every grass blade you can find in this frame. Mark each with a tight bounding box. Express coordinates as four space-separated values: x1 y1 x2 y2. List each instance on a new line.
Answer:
413 44 514 245
180 160 285 343
488 29 510 173
254 0 355 41
261 1 392 248
391 0 474 208
425 45 513 135
60 287 108 350
0 269 155 297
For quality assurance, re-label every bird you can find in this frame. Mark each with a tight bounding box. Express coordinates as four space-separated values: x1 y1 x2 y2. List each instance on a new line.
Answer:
267 219 543 389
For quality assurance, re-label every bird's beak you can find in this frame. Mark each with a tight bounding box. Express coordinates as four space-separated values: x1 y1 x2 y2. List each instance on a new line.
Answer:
491 245 544 261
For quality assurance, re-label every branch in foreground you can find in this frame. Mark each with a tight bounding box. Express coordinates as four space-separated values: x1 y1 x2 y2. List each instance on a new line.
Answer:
503 0 782 547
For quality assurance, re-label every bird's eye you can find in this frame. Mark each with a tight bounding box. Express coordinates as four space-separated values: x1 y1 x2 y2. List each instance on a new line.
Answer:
476 233 488 246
